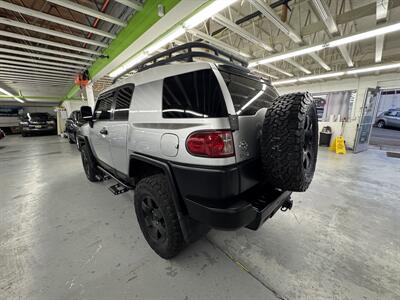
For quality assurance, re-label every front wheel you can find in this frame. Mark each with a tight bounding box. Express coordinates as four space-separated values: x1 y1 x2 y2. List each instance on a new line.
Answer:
134 174 185 259
80 144 101 182
377 120 385 128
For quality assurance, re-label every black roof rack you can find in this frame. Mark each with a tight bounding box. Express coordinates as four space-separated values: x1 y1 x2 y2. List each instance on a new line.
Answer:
113 42 250 83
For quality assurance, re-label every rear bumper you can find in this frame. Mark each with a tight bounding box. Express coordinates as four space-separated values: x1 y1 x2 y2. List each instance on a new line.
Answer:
170 161 292 230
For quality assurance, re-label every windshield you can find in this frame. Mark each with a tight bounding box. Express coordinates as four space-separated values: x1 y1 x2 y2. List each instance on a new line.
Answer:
27 113 51 120
220 70 278 116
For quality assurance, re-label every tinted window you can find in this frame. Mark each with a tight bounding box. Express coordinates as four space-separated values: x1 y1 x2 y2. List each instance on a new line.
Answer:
114 85 134 120
220 71 278 116
162 69 227 118
28 113 51 120
94 91 114 120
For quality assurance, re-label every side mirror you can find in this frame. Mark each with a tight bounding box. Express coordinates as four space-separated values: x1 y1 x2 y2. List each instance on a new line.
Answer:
80 106 93 127
80 106 93 119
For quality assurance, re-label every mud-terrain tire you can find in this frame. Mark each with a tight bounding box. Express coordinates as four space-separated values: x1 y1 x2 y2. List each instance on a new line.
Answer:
261 92 318 192
134 174 185 259
81 144 102 182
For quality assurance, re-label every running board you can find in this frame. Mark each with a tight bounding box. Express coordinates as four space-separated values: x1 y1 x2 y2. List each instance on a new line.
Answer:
97 166 133 195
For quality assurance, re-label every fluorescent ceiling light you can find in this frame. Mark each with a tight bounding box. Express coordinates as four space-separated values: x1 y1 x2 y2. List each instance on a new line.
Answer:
272 62 400 86
249 45 325 67
298 71 345 81
329 23 400 47
145 26 185 55
183 0 238 29
0 87 24 103
346 63 400 74
273 79 298 86
109 53 148 78
250 22 400 67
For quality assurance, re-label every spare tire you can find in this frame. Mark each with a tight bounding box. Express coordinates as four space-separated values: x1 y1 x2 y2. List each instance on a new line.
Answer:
261 92 318 192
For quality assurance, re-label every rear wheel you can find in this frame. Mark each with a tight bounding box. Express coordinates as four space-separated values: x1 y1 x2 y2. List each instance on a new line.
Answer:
377 120 385 128
68 133 74 144
261 93 318 192
80 144 101 182
134 174 185 259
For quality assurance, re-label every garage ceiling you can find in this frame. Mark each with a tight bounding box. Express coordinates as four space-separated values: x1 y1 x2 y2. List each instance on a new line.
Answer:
0 0 142 104
182 0 400 81
1 0 399 104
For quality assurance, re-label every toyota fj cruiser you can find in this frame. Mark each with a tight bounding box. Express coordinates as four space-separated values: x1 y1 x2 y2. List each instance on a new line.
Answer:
78 43 318 258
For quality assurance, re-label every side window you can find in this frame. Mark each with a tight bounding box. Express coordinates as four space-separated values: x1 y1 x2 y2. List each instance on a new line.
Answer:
162 69 227 118
114 85 134 121
94 91 114 120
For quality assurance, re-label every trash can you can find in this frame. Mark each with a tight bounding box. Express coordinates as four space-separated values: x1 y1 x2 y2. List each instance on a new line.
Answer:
319 126 332 147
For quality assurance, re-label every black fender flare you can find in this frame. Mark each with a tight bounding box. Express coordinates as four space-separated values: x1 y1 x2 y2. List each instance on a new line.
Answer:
129 153 198 242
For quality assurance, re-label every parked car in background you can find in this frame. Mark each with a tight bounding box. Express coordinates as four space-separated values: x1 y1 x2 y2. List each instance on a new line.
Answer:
0 129 5 140
375 109 400 129
19 113 57 137
65 110 86 149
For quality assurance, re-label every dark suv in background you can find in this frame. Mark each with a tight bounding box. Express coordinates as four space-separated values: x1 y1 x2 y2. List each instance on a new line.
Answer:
19 113 57 137
65 110 86 148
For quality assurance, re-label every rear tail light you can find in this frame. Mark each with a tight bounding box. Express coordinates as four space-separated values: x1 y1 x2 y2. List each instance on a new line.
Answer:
186 130 234 158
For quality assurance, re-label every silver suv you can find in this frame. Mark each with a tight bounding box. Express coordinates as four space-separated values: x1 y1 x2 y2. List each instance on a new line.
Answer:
78 43 318 258
375 109 400 129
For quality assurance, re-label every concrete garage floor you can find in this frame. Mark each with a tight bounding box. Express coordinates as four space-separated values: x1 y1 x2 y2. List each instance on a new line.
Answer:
0 136 399 300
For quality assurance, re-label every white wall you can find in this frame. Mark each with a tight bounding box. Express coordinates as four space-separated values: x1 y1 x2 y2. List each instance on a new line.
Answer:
276 72 400 149
62 100 88 116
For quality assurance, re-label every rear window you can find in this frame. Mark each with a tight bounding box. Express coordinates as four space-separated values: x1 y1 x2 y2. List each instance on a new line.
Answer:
94 91 114 120
162 69 227 118
114 85 134 121
220 71 278 116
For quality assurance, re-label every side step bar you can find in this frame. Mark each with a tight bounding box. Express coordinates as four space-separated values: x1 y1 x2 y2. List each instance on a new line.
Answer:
97 166 133 195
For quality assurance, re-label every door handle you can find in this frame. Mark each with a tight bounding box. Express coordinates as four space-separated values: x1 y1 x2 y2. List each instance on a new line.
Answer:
100 128 108 135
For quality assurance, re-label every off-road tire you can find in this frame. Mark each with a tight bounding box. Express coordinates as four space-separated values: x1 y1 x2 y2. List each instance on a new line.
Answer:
81 144 101 182
21 132 27 137
261 92 318 192
134 174 185 259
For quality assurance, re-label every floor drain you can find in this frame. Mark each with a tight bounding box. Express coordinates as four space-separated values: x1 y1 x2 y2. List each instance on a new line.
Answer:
386 152 400 158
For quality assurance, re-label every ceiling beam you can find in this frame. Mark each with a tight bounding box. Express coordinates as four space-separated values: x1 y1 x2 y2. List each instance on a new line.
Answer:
0 40 95 61
0 78 70 85
0 68 74 79
265 63 294 77
375 0 389 63
0 54 83 70
0 1 115 39
0 63 75 75
311 0 353 67
248 0 331 71
189 29 251 58
0 58 77 74
0 47 90 65
213 14 312 73
0 73 72 83
213 14 274 51
47 0 127 27
114 0 143 11
0 17 107 47
0 30 100 55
